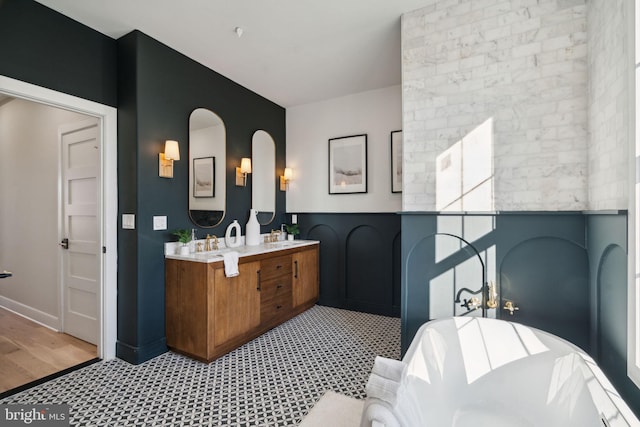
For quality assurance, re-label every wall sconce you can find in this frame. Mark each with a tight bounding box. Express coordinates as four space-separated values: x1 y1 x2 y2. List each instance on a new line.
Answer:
159 140 180 178
280 167 293 191
236 157 252 186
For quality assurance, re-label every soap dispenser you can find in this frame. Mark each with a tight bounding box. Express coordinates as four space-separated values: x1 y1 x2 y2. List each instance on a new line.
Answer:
190 229 197 253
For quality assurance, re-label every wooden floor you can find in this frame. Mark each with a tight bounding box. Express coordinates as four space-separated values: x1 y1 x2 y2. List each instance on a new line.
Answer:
0 308 97 394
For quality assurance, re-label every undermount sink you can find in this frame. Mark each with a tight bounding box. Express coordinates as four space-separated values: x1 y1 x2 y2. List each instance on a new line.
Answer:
267 241 297 248
193 252 223 259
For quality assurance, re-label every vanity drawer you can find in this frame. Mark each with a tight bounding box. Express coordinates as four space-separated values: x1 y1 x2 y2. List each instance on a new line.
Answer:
259 255 291 281
261 292 292 321
260 276 292 300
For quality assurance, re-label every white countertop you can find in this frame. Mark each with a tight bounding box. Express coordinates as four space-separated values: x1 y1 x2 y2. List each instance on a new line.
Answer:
165 240 319 263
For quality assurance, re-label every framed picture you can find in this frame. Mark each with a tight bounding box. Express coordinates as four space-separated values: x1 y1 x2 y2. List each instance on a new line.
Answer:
391 130 403 193
193 157 215 198
329 134 367 194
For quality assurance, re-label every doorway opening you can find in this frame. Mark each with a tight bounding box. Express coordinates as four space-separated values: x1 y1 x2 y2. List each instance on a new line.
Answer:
0 75 117 393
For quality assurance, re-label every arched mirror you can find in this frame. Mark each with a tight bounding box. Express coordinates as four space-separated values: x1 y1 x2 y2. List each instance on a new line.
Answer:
252 130 275 225
189 108 226 227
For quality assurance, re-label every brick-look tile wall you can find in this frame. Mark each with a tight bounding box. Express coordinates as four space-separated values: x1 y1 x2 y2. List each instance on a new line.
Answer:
402 0 589 211
587 0 630 210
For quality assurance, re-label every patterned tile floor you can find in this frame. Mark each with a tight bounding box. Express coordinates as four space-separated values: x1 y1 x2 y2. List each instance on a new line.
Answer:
1 306 400 426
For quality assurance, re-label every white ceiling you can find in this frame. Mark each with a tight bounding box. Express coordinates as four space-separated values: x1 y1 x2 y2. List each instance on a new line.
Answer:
34 0 428 108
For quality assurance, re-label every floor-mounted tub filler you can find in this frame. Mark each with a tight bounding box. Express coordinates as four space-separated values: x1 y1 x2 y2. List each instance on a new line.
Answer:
361 317 639 427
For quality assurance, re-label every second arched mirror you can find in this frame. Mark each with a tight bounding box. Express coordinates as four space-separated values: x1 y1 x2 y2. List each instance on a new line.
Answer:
189 108 226 227
252 130 275 225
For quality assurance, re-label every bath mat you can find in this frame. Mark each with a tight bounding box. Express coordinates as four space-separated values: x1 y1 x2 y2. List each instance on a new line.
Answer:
299 390 364 427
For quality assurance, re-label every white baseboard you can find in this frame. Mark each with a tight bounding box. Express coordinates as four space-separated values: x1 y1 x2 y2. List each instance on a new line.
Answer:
0 295 60 331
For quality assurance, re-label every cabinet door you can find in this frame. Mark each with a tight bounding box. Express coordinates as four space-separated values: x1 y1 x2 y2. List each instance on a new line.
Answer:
213 261 261 347
292 248 319 308
166 259 209 358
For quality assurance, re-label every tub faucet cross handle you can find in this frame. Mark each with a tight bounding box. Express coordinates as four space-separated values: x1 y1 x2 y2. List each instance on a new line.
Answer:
503 300 519 315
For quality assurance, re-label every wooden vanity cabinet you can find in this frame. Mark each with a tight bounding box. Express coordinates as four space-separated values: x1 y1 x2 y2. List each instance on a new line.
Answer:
165 243 318 362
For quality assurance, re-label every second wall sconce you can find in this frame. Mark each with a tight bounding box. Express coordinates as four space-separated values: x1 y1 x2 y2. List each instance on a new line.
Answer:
280 167 293 191
159 140 180 178
236 157 252 186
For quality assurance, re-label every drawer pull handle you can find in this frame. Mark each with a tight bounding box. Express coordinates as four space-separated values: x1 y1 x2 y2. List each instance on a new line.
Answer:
276 305 282 309
294 260 298 279
277 284 283 289
276 265 282 269
257 270 261 291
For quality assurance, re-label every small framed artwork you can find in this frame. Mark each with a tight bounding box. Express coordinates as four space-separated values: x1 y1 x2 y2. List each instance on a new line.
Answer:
193 157 215 198
391 130 403 193
329 134 367 194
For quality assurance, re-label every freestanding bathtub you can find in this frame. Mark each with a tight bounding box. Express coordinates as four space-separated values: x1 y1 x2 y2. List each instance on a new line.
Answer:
362 317 639 427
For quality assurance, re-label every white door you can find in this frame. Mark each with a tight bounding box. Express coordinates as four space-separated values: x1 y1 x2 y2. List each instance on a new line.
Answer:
60 118 100 345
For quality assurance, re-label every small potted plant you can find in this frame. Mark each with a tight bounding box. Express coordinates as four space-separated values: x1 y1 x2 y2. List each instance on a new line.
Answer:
173 229 192 255
284 224 300 241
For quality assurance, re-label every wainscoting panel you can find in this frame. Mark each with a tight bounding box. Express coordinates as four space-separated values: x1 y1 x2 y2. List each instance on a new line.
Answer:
586 213 639 416
346 226 386 310
401 212 590 354
306 224 341 306
298 213 401 317
500 236 589 350
597 244 627 370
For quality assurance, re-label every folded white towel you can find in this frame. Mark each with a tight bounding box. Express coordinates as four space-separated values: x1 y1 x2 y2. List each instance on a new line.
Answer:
360 398 400 427
365 373 400 407
223 251 239 277
372 356 406 383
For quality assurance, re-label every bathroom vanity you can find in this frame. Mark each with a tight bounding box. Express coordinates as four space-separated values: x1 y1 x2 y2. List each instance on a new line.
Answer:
165 241 319 362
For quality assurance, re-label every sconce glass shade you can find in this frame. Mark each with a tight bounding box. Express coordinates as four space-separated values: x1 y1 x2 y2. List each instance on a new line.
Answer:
280 167 293 191
283 167 293 181
159 140 180 178
240 157 252 174
236 157 253 186
164 140 180 160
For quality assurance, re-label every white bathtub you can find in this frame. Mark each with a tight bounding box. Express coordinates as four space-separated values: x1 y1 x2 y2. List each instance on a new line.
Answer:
363 317 639 427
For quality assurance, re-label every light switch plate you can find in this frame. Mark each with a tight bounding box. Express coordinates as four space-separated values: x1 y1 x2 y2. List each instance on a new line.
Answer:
153 216 167 231
292 214 298 224
122 214 135 230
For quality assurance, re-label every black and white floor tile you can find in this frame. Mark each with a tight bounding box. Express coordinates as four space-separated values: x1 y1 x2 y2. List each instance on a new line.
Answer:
1 306 400 426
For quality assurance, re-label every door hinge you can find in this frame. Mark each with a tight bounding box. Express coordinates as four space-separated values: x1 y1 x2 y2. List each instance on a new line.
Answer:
102 246 107 254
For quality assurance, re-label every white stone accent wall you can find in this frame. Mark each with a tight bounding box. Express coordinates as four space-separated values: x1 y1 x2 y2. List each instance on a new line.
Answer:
587 0 630 210
402 0 589 211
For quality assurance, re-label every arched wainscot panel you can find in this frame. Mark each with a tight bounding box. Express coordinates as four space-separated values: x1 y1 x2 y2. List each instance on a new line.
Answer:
500 237 589 350
392 231 402 314
345 226 385 310
307 224 340 307
597 244 627 378
403 233 485 345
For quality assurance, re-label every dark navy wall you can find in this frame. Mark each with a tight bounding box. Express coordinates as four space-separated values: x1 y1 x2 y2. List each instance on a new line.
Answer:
296 213 401 317
0 0 117 107
116 31 286 363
